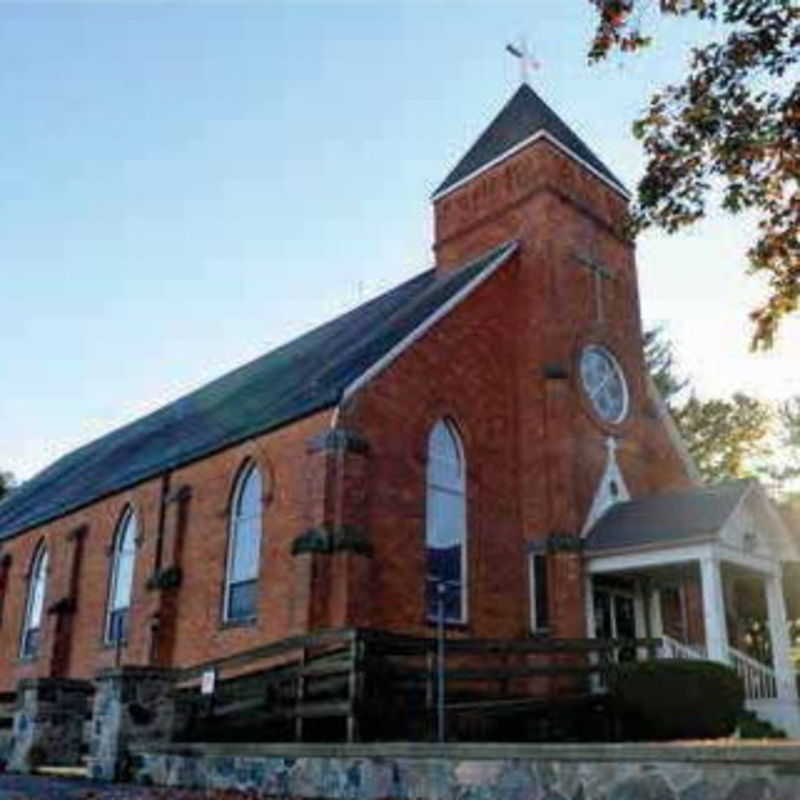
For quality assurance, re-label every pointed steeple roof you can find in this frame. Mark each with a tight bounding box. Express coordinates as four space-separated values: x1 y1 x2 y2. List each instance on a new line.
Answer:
433 83 628 199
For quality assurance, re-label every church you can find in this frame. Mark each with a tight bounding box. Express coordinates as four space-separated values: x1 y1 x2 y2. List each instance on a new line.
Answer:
1 84 799 774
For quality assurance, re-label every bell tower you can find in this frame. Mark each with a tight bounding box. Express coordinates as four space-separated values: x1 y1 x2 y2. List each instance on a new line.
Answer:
429 85 693 636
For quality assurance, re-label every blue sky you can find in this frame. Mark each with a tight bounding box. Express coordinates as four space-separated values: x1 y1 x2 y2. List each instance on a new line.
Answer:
2 2 798 481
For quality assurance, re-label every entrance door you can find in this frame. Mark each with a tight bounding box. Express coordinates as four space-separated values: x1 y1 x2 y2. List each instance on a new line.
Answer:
594 587 637 662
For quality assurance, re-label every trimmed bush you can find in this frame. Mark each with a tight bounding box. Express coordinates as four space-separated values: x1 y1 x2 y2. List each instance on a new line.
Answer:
609 659 744 740
737 709 787 739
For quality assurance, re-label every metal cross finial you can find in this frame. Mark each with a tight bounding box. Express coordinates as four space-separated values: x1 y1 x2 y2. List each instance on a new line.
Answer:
505 38 540 85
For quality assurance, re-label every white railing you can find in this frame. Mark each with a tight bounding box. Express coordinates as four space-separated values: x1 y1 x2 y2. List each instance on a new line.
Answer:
727 646 778 700
659 634 706 661
659 635 781 701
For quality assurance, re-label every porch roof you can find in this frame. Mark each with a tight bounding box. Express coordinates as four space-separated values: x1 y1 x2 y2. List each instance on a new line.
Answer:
584 479 753 554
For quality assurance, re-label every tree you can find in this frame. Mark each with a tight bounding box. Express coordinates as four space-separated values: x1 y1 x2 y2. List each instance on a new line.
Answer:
0 471 15 502
664 381 800 494
674 392 772 483
761 396 800 492
644 327 774 485
643 325 689 406
589 0 800 348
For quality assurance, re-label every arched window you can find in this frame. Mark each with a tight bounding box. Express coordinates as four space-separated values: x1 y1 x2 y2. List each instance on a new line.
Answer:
21 544 48 658
106 508 137 644
425 420 467 622
225 462 263 622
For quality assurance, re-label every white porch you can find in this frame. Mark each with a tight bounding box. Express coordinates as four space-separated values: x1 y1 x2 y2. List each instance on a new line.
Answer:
587 544 800 735
584 481 800 737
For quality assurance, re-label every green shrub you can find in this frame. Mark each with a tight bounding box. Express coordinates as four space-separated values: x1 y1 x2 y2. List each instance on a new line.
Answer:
609 659 744 740
737 710 787 739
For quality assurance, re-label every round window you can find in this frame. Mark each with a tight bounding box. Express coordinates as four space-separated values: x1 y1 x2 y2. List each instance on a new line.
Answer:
580 345 628 423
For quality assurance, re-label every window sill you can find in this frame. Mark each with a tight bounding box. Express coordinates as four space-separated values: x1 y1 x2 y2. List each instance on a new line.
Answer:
529 628 551 638
16 654 39 665
100 639 128 651
219 616 258 631
424 617 470 632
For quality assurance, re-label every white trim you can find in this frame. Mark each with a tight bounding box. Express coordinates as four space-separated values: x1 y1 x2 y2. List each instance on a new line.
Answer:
585 573 601 693
764 573 798 702
633 580 647 658
585 536 715 561
104 506 137 645
580 436 630 536
528 552 549 633
20 543 48 659
700 552 729 663
580 347 629 425
223 462 263 623
431 129 630 203
717 484 788 572
587 543 713 574
649 587 663 638
425 419 469 625
339 241 518 405
746 481 800 561
584 573 596 638
717 541 780 576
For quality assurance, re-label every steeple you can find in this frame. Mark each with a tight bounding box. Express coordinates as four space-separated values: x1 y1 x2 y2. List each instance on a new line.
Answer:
433 83 628 201
432 84 630 270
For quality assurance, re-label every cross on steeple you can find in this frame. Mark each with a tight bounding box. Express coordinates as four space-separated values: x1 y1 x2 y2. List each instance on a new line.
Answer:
574 249 614 323
505 39 541 85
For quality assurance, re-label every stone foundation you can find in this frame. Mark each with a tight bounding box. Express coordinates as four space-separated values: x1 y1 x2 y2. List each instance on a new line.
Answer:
129 741 800 799
0 731 11 765
89 666 181 782
8 678 93 772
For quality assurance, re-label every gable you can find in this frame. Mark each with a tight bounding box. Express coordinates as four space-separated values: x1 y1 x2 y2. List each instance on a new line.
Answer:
585 480 752 554
433 83 628 200
581 437 631 536
719 486 800 563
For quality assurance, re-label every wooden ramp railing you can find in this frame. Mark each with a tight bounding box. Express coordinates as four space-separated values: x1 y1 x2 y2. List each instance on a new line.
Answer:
174 629 661 744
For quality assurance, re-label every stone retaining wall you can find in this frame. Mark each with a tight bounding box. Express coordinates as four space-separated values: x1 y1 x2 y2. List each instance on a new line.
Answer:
8 678 93 772
0 731 10 764
129 741 800 799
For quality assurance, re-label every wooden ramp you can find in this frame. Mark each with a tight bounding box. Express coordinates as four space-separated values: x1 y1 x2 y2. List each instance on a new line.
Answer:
173 628 660 744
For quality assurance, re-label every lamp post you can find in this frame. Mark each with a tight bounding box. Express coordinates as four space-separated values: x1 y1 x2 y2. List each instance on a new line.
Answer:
436 581 446 743
430 577 459 743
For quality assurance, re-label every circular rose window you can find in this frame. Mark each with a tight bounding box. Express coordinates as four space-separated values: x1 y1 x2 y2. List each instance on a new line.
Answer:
580 345 628 423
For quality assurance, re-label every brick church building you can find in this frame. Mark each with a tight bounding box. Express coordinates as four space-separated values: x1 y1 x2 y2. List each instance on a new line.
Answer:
1 85 799 770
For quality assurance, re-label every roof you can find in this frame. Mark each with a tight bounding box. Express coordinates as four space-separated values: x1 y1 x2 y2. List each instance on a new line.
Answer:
433 83 628 199
0 240 518 541
585 479 753 553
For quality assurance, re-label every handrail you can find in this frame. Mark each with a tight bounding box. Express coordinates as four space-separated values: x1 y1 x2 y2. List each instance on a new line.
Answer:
359 628 661 654
727 645 777 700
178 629 662 683
178 627 357 683
659 634 706 661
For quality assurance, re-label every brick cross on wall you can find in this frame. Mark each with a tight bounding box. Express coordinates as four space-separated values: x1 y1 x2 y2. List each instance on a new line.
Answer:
574 249 615 323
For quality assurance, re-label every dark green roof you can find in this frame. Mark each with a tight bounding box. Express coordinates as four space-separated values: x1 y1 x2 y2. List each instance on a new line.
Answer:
434 84 628 198
0 241 517 541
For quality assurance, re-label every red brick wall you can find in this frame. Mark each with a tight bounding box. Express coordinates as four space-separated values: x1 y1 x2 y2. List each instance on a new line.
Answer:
331 135 693 640
339 258 526 639
0 409 333 692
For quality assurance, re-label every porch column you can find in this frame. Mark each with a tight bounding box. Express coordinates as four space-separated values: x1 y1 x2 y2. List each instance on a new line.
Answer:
700 555 729 664
649 587 664 638
584 573 595 638
765 569 798 702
